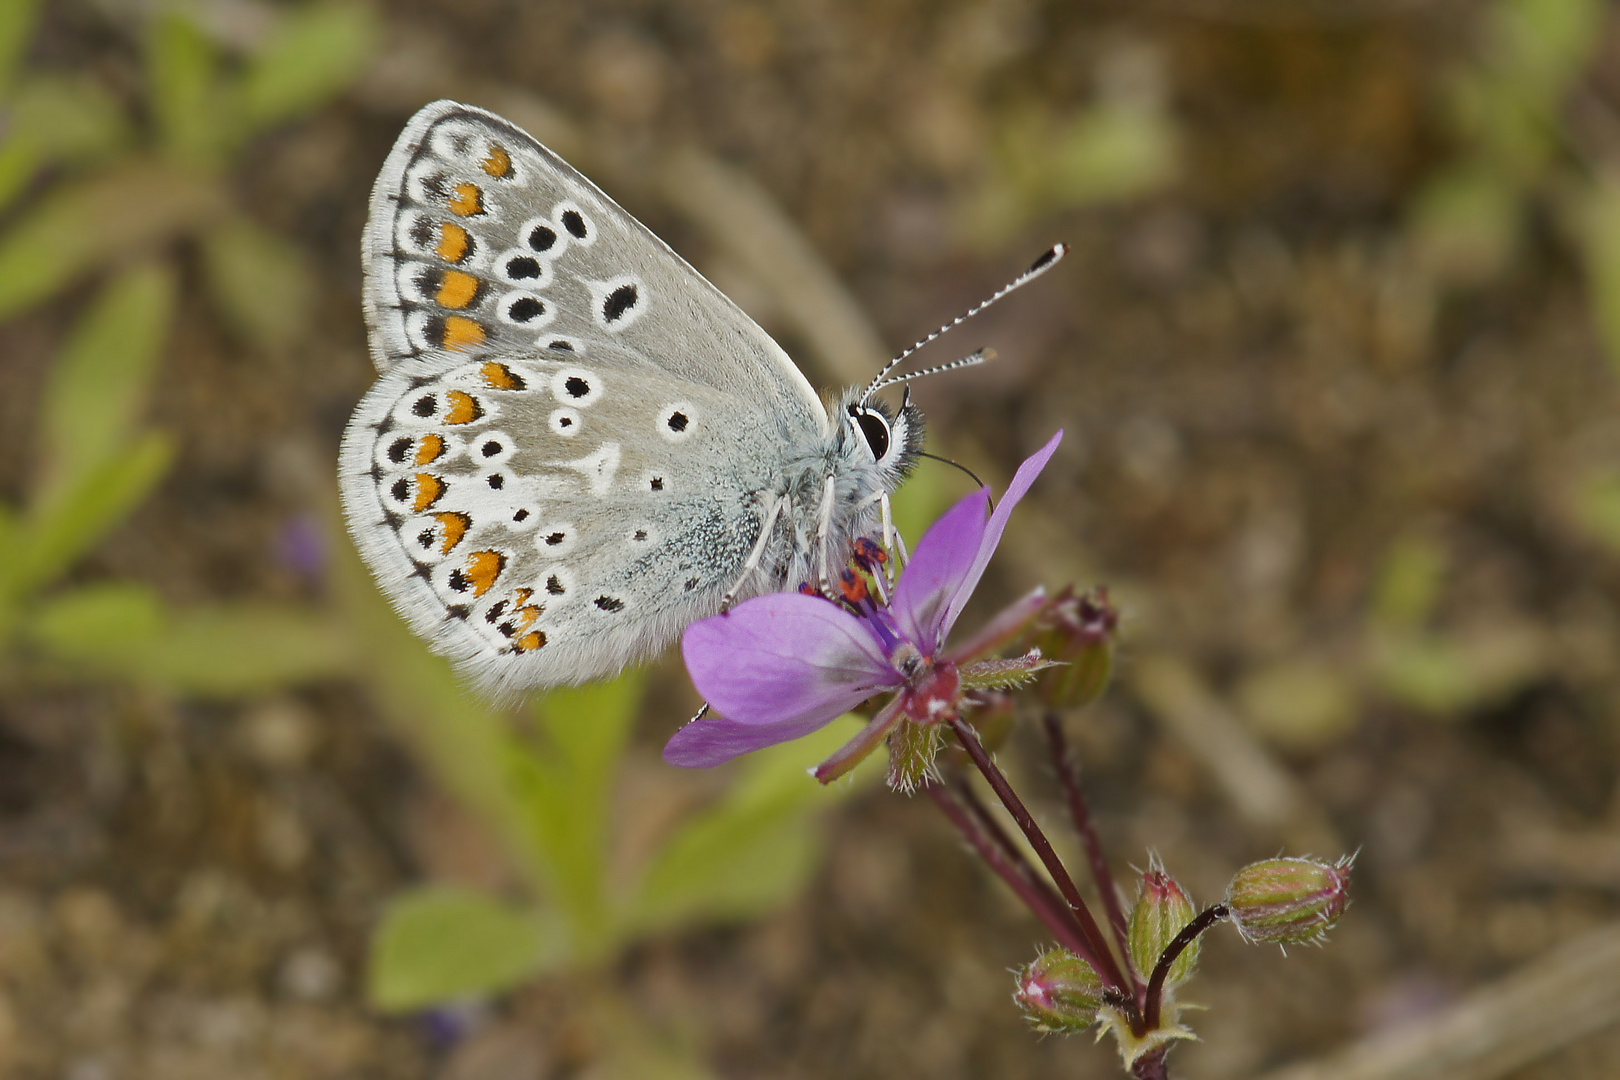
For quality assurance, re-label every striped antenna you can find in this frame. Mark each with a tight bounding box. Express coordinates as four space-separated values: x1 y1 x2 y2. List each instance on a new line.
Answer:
861 243 1067 403
868 348 994 395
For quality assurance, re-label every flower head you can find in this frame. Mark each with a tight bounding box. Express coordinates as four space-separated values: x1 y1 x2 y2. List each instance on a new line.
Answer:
664 431 1063 778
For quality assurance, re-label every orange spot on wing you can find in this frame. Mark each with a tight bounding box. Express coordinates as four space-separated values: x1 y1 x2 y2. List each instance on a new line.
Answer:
436 222 471 263
481 143 513 178
436 270 480 309
464 550 505 597
449 182 484 216
515 629 547 652
444 390 484 425
413 433 446 465
515 604 542 629
480 361 525 390
412 474 445 512
440 316 485 351
434 511 471 554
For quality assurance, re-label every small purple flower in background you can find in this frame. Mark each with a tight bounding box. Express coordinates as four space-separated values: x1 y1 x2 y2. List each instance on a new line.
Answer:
664 431 1063 782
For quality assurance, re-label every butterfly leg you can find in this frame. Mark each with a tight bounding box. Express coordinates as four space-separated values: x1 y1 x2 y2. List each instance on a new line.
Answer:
812 475 838 595
878 492 900 589
721 494 788 611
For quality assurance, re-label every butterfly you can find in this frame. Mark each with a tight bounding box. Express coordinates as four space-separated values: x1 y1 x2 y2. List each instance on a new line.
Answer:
339 100 944 698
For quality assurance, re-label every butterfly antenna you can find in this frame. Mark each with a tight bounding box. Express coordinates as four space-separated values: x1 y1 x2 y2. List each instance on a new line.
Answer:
916 450 986 490
868 348 993 395
861 243 1068 403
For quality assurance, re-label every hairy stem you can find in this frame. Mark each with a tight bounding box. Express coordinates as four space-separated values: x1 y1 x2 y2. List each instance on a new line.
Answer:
1042 710 1134 981
1130 1046 1170 1080
947 715 1132 997
1144 904 1229 1030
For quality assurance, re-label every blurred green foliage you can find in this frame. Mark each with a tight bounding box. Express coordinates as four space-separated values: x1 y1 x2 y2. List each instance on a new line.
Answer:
368 688 876 1010
0 1 377 343
0 3 379 691
958 43 1179 246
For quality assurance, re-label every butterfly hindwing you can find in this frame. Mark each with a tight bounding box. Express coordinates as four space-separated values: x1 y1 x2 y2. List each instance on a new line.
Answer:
339 352 783 693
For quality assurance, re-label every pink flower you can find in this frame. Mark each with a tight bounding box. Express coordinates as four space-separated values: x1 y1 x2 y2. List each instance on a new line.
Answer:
665 431 1063 776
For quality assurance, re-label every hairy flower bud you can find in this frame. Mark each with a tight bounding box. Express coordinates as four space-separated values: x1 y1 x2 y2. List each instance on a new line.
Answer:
886 718 943 794
1014 949 1105 1034
1226 856 1352 946
1032 586 1119 709
1128 862 1199 988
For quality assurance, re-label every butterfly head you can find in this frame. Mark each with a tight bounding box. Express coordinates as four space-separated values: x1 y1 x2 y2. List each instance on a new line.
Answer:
839 387 924 491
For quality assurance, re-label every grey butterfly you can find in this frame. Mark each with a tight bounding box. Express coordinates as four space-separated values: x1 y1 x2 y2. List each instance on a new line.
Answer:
340 100 934 697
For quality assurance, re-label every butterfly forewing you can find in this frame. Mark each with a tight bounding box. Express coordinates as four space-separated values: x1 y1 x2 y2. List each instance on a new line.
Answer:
363 101 825 431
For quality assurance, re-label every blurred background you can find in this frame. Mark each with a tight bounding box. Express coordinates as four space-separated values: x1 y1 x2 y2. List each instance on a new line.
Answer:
5 0 1620 1077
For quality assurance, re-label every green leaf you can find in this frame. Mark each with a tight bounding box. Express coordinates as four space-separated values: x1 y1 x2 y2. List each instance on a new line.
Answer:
333 522 549 886
1369 531 1448 630
30 590 355 697
1052 100 1178 206
29 581 167 653
2 432 174 599
39 263 176 500
145 11 233 165
532 674 643 794
240 3 379 131
0 0 42 97
501 675 644 944
626 718 872 933
0 158 227 321
0 135 42 215
11 74 133 165
1574 176 1620 376
1571 467 1620 551
628 795 821 933
1409 163 1522 285
368 886 559 1012
127 603 355 696
198 217 315 350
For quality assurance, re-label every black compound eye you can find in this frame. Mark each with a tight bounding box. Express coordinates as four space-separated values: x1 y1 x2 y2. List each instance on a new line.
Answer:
851 406 891 461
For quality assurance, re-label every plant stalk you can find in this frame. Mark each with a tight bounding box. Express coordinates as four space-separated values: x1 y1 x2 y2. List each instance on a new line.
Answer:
947 715 1132 996
1043 710 1134 977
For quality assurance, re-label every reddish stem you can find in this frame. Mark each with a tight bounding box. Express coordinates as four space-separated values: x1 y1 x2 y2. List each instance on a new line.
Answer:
1042 711 1134 982
1131 1047 1171 1080
947 715 1132 996
924 782 1095 962
1143 904 1229 1030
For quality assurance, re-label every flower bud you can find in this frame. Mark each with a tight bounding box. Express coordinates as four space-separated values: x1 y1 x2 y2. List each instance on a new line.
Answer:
1013 949 1105 1034
1225 856 1352 946
1032 587 1119 709
1128 862 1199 988
886 718 942 794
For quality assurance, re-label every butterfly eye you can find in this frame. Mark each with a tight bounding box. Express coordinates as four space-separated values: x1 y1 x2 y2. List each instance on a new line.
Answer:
850 405 891 462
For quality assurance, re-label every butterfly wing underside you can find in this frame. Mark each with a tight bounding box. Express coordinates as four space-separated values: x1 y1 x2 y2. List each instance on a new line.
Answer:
342 101 832 694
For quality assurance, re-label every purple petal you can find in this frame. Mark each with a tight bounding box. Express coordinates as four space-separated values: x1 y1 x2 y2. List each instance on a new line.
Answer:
892 431 1064 652
682 592 897 726
938 431 1063 638
663 710 837 768
890 488 991 654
